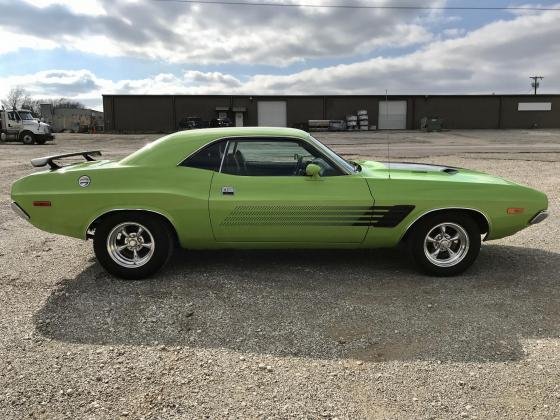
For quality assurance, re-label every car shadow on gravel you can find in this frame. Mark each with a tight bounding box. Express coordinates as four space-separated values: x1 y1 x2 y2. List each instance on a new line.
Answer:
34 244 560 362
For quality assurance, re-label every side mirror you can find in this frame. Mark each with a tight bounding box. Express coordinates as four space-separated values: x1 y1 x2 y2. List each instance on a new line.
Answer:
306 163 321 178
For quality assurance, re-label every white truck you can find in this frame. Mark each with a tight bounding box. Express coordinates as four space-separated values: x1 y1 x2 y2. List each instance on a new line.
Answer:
0 109 55 145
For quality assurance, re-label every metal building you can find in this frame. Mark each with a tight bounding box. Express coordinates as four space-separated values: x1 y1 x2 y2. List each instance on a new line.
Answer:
41 103 104 133
102 94 560 133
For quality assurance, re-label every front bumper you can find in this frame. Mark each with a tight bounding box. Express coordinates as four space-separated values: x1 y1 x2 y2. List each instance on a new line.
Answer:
529 210 548 225
37 133 55 141
11 202 30 220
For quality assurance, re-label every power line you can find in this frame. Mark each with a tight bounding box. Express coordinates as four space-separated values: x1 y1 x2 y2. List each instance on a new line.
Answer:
151 0 560 11
530 76 544 95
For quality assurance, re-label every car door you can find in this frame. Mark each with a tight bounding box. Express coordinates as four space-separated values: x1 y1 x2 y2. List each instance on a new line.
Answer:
208 137 374 243
6 111 22 135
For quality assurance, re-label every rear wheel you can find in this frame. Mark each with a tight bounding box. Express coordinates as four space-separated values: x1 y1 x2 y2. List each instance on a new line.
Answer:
408 212 481 276
93 213 174 280
21 132 35 145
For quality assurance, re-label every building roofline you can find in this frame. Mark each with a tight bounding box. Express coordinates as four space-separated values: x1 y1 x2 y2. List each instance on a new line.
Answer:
102 93 560 98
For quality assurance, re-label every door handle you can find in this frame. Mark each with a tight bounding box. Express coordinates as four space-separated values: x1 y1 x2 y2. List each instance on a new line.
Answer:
221 186 235 195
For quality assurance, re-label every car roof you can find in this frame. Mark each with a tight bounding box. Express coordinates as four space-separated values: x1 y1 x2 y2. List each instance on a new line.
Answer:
177 126 307 137
120 127 310 166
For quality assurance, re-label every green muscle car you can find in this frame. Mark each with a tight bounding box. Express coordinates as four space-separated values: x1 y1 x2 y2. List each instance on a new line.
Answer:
11 127 548 279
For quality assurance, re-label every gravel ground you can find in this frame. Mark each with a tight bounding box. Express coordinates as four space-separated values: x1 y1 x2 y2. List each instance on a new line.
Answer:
0 130 559 419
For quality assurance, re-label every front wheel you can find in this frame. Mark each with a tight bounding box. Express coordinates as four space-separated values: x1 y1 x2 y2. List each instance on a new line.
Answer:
21 132 35 145
408 213 481 276
93 213 174 280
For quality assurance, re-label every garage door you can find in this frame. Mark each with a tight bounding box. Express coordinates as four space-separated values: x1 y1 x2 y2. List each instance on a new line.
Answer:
257 101 287 127
378 100 407 129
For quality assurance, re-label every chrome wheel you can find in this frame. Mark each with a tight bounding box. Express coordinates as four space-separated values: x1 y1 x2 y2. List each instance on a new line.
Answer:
106 222 155 268
423 222 469 268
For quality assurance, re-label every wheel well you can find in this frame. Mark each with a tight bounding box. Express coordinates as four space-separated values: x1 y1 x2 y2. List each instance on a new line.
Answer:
400 208 489 243
19 130 33 139
86 210 179 244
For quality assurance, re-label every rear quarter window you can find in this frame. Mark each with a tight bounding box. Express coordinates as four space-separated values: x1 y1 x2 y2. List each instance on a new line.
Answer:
181 141 225 171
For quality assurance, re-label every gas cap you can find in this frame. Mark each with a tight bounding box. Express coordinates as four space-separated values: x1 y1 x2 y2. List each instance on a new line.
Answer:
78 175 91 188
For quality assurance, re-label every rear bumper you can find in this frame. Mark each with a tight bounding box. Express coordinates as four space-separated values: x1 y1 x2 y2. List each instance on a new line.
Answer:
11 202 30 221
529 210 548 225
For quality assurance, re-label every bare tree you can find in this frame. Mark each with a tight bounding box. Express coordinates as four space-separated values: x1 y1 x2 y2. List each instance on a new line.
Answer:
52 98 85 109
21 98 42 116
37 98 85 110
1 87 29 110
1 88 86 117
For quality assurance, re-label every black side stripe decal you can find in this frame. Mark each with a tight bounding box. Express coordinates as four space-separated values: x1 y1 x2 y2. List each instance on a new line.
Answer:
221 205 415 227
371 205 416 227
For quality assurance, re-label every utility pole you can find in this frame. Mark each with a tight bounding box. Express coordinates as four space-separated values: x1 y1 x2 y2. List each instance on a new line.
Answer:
530 76 543 95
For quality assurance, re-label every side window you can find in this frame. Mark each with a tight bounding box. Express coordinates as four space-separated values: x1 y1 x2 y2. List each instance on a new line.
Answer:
181 141 226 172
221 139 340 177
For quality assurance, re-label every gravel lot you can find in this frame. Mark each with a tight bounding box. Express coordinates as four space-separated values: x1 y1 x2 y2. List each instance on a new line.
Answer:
1 130 559 419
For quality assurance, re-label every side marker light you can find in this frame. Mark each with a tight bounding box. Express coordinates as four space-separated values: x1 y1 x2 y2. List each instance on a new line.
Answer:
33 201 51 207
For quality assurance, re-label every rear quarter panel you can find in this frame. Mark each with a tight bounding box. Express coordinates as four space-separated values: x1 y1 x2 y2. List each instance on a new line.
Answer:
11 163 215 247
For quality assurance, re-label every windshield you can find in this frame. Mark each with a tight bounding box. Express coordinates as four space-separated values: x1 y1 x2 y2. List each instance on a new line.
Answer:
308 135 357 174
18 111 34 120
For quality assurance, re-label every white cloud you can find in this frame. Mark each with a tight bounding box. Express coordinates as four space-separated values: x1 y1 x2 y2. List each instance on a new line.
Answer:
22 0 107 16
237 6 560 95
1 4 559 111
0 28 58 54
441 28 466 38
0 69 245 110
1 0 440 65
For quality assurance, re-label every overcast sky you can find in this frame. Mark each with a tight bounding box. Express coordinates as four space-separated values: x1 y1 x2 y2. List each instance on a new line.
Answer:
0 0 559 110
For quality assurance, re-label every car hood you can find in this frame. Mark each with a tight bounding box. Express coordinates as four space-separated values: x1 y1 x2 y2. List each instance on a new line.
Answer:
357 160 515 186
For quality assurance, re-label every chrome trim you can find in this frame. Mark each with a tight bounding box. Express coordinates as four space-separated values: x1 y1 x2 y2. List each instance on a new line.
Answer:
423 222 470 268
400 207 492 241
218 140 229 173
529 210 548 225
221 186 235 195
85 208 176 239
11 201 30 221
106 222 155 268
176 134 352 175
78 175 91 188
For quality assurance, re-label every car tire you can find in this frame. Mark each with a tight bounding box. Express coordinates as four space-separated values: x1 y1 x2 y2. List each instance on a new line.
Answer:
93 212 174 280
21 132 35 145
408 212 481 276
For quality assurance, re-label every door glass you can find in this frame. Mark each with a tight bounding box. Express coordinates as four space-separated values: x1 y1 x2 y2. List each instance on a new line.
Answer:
221 139 338 177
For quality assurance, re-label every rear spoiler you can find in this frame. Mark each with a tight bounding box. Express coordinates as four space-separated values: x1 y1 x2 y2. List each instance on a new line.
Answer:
31 151 102 170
